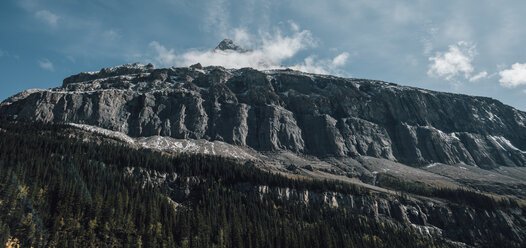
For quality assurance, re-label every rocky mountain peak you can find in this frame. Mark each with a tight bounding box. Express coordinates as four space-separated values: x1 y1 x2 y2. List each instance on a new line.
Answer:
215 39 247 52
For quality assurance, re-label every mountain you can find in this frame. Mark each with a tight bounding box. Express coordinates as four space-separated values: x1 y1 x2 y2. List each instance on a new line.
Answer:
1 60 526 169
1 40 526 247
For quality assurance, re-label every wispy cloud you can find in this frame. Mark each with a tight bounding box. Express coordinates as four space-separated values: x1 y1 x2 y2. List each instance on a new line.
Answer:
427 41 486 82
332 52 349 66
289 53 349 75
421 27 438 55
232 28 253 48
38 59 54 71
289 52 350 75
149 28 313 69
149 41 177 67
499 63 526 88
203 0 229 36
148 24 350 75
469 71 488 82
35 10 59 26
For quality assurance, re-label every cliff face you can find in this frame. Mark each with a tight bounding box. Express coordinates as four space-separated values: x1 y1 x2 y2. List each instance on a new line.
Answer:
1 62 526 168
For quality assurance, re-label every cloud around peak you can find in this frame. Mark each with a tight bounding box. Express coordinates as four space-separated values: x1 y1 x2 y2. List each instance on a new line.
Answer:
147 25 350 76
149 28 313 69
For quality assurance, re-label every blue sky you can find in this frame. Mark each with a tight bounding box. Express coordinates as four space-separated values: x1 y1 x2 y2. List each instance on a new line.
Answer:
1 0 526 110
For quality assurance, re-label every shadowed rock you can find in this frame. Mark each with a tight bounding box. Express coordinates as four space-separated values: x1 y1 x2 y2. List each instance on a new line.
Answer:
215 39 248 53
2 61 526 168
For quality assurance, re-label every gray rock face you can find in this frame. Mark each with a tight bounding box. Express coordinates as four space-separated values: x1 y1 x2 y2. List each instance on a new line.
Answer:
215 39 248 52
2 63 526 168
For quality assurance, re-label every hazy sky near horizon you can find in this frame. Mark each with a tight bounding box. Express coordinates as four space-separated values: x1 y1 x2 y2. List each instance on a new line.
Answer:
1 0 526 110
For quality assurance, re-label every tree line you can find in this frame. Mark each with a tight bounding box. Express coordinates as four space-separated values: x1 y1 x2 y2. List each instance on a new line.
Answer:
0 120 513 247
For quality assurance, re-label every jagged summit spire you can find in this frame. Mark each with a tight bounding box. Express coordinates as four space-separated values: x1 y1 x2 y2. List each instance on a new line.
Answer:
215 39 247 52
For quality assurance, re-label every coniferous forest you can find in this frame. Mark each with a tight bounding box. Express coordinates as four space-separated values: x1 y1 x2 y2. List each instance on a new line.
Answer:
0 119 500 247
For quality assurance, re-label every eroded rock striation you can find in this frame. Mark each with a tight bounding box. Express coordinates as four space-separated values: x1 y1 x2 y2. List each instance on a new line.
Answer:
2 61 526 168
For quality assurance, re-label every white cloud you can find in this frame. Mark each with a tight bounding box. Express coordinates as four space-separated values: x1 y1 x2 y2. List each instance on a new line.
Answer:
469 71 488 82
290 56 331 75
427 41 476 81
180 28 312 69
35 10 59 26
288 20 300 32
499 63 526 88
149 41 177 66
288 52 350 75
332 52 349 66
38 59 54 71
148 27 350 76
232 28 252 48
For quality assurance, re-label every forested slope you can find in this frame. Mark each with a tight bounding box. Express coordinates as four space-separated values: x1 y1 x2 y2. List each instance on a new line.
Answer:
0 120 450 247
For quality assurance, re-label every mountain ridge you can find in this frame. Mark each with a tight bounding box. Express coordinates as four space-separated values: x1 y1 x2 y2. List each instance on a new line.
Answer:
1 61 525 169
2 44 526 246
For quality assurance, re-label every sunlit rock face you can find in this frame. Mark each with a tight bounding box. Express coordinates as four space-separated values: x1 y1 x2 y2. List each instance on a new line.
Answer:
2 61 526 168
